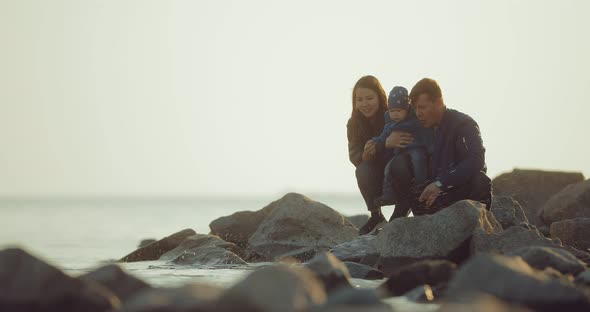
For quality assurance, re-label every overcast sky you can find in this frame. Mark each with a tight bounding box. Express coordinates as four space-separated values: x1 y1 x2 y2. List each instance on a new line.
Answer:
1 0 589 197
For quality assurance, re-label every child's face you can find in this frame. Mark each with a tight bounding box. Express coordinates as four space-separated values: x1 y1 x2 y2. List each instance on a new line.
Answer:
388 108 408 122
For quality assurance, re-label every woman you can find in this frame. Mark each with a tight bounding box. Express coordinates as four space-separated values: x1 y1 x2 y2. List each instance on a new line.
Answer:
346 75 389 235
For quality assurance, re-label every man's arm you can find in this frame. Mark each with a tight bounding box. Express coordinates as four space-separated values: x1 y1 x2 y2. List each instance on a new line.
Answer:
437 120 486 190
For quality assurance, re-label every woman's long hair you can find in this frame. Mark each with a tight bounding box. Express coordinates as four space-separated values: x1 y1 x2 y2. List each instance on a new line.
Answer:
350 75 388 134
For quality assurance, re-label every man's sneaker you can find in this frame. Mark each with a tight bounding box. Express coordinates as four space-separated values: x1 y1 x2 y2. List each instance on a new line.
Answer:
359 214 386 235
374 195 396 207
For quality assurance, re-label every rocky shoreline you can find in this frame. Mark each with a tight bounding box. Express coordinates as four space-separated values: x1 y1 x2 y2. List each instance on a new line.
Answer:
1 169 590 311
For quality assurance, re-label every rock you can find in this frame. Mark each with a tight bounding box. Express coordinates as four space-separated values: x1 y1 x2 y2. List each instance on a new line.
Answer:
121 283 222 312
329 235 380 264
138 239 157 248
0 248 119 312
120 229 196 262
550 218 590 252
344 214 368 230
576 270 590 286
216 264 326 312
80 264 151 302
437 294 533 312
471 226 562 255
246 193 358 261
492 169 584 227
159 234 246 265
490 196 529 229
343 262 384 280
209 204 277 249
403 284 436 303
304 253 352 293
378 200 501 274
313 288 392 312
278 247 322 263
540 179 590 226
505 246 586 275
376 260 456 298
446 253 590 311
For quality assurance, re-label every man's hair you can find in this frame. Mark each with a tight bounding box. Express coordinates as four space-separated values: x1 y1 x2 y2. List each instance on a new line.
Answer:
409 78 442 103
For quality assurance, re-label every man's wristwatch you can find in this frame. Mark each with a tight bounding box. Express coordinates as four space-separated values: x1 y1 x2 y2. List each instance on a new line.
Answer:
434 181 443 188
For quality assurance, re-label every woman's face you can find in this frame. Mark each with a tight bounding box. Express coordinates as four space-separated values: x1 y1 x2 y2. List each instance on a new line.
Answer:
354 87 380 118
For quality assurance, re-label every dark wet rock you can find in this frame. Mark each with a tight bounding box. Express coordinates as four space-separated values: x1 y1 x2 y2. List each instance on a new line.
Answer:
138 239 157 248
490 196 529 229
278 247 322 263
246 193 358 261
376 259 456 298
344 262 384 280
216 264 326 312
304 252 352 293
329 234 380 264
313 288 392 312
80 264 151 302
120 283 222 312
471 225 562 254
540 179 590 226
159 234 246 265
550 218 590 252
378 200 501 274
209 204 277 249
446 253 590 311
492 169 584 227
0 248 119 312
120 229 196 262
344 214 368 230
505 246 586 275
576 270 590 286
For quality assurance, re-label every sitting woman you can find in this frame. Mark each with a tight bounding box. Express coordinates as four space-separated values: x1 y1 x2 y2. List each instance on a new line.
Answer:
346 75 389 235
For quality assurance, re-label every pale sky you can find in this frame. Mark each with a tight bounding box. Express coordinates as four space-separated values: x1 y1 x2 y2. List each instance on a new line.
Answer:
1 0 589 197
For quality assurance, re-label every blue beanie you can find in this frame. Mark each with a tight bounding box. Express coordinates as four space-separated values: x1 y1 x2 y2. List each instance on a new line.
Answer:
388 86 409 110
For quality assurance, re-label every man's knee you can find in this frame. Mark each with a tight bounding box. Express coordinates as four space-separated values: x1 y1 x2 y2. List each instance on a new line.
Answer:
469 171 492 209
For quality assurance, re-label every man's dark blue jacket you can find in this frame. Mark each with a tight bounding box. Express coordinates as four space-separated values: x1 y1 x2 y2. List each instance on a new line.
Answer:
431 108 487 190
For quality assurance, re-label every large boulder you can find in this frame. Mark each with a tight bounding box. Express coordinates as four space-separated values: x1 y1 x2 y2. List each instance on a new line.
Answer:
378 200 502 274
120 283 223 312
329 234 380 264
0 248 119 312
540 180 590 226
304 253 352 293
120 229 196 262
209 204 277 249
471 226 562 255
550 218 590 252
446 254 590 311
490 196 529 229
216 264 326 312
80 264 151 302
505 246 586 275
246 193 358 261
376 260 456 298
159 234 246 265
492 169 584 227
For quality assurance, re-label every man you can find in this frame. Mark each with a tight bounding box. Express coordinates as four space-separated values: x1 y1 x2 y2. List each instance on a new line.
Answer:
385 78 492 218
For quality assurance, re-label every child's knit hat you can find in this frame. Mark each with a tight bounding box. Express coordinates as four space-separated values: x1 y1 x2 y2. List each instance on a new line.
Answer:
388 86 409 110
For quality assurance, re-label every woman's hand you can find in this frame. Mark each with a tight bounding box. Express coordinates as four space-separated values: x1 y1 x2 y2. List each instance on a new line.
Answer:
362 140 377 161
385 131 414 149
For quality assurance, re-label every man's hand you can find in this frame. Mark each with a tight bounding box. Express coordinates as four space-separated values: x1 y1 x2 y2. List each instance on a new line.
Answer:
419 182 442 208
362 140 377 161
385 131 414 149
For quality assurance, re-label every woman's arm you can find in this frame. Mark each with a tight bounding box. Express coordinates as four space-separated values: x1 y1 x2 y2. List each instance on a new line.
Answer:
347 119 364 166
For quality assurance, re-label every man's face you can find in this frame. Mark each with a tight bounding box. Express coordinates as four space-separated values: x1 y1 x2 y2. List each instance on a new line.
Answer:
414 94 443 128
